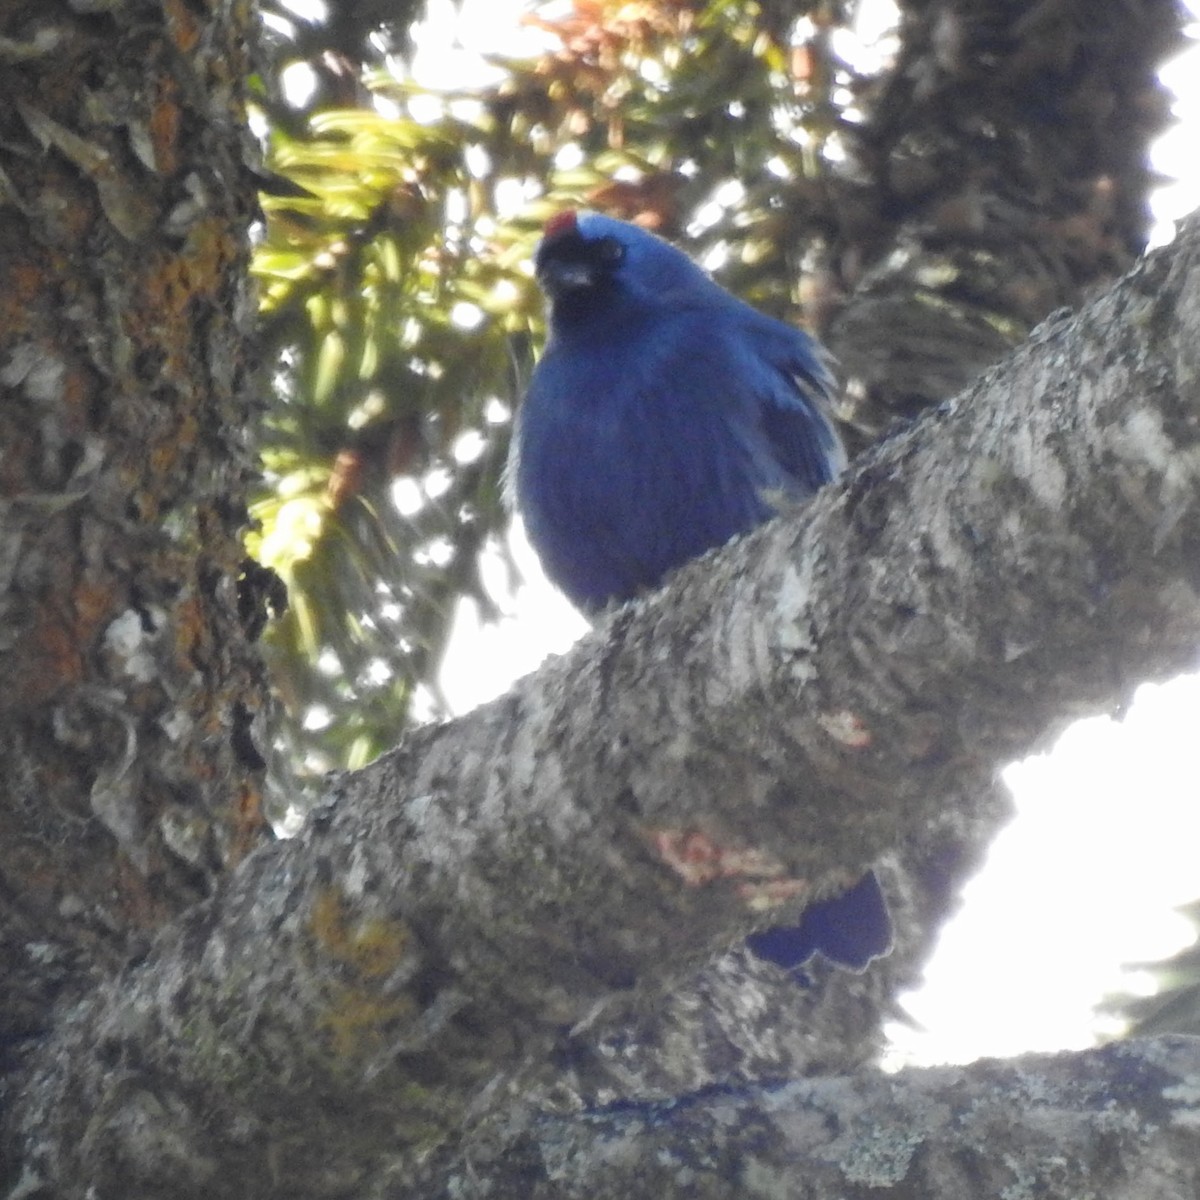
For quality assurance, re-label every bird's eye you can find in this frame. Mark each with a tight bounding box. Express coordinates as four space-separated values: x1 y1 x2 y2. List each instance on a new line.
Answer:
593 237 625 267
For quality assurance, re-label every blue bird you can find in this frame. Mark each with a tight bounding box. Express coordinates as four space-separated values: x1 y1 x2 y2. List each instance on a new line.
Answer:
510 210 890 973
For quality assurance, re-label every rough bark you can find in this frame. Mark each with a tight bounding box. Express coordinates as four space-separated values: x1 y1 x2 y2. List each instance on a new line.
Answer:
6 211 1200 1198
0 0 271 1053
415 1036 1200 1200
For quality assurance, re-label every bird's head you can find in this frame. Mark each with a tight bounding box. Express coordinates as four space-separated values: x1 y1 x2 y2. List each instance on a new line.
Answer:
533 211 717 323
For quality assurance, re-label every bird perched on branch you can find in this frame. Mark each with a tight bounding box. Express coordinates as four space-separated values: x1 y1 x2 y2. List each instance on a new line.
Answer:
511 210 844 614
510 210 889 973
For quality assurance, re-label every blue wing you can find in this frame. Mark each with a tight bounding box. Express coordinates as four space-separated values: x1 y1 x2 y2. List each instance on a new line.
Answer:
747 871 892 974
733 306 844 497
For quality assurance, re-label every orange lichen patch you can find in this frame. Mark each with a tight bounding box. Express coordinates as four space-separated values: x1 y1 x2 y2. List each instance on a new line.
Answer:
25 613 86 703
309 887 411 981
163 0 201 54
72 579 119 641
123 485 164 524
227 782 268 864
133 270 193 376
11 574 120 705
184 218 239 291
133 220 237 372
174 595 208 660
0 262 44 334
149 74 182 177
309 892 417 1062
319 984 415 1061
149 410 199 478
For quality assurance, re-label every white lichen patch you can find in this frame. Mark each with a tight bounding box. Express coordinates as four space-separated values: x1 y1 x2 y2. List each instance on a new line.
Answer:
840 1123 924 1186
1 343 65 402
1164 1080 1200 1127
104 608 161 682
1009 415 1068 511
773 557 819 683
1117 406 1176 474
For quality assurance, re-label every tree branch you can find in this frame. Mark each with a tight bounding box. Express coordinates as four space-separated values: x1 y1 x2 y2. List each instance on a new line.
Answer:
10 212 1200 1199
415 1036 1200 1199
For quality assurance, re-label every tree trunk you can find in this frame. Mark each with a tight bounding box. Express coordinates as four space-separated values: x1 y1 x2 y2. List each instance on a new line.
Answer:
0 0 270 1063
819 0 1182 442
